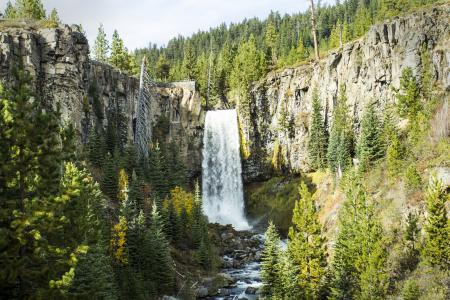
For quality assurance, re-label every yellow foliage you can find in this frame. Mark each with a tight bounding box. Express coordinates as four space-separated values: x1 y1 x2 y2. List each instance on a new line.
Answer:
117 169 128 202
238 116 251 159
167 186 194 215
111 216 128 265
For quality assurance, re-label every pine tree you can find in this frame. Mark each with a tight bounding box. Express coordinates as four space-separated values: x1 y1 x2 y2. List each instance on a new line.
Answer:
101 154 118 202
330 172 387 299
386 132 403 179
156 54 171 81
396 68 422 123
288 181 327 298
0 66 69 297
265 20 278 68
147 142 169 198
327 86 354 175
69 239 119 300
4 1 17 18
110 30 132 73
14 0 46 20
182 41 196 80
378 0 409 20
144 203 174 295
353 2 372 37
43 8 59 27
261 221 283 297
230 35 266 119
357 102 384 171
308 88 328 170
402 211 421 270
87 127 105 167
422 177 449 268
278 249 301 298
93 24 109 63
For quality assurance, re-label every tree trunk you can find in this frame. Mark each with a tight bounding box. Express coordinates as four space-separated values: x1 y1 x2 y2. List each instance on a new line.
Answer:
309 0 320 61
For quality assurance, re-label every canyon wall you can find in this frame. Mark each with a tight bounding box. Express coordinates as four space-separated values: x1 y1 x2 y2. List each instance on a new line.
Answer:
240 4 450 182
0 22 204 175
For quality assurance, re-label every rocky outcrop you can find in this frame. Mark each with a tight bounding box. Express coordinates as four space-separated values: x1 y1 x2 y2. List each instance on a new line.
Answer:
0 21 204 175
240 4 450 181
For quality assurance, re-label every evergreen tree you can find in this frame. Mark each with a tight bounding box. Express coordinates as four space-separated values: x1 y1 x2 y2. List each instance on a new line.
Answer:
357 102 384 171
110 30 132 73
144 203 174 295
327 85 354 175
4 1 17 18
378 0 409 19
422 177 450 268
278 249 301 298
265 20 278 68
402 211 421 270
353 2 372 37
386 132 403 179
93 24 109 63
308 88 328 170
147 142 169 198
182 41 196 80
230 35 266 119
396 68 422 124
101 154 118 202
43 8 59 27
87 127 105 167
14 0 46 20
69 239 119 300
330 172 388 299
156 54 171 81
288 181 327 298
261 221 283 297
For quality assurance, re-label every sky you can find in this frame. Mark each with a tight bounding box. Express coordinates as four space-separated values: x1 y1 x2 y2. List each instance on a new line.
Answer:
1 0 336 50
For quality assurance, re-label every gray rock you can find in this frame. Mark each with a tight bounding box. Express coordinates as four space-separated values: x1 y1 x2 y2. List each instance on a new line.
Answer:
197 287 209 298
433 167 450 189
238 4 450 181
245 286 258 294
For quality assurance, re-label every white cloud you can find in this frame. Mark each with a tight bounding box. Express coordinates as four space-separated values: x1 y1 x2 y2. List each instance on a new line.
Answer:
0 0 336 50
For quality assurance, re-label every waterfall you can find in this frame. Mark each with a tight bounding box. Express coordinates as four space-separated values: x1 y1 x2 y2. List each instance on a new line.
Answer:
202 109 250 230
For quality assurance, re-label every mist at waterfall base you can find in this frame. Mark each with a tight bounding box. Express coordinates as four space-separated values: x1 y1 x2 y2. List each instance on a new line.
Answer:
202 109 251 231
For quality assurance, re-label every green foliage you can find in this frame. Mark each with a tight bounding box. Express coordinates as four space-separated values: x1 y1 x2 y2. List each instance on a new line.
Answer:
42 8 59 28
308 89 328 170
110 30 133 73
261 221 283 297
327 86 354 175
93 24 109 63
404 164 422 190
156 54 171 81
357 102 384 171
230 35 266 118
182 41 197 80
396 68 422 124
330 172 388 299
4 0 46 20
69 239 119 299
288 181 327 298
353 3 372 37
101 154 118 202
402 278 421 300
422 177 449 268
378 0 409 20
386 132 403 179
147 142 169 198
0 69 105 297
144 203 174 295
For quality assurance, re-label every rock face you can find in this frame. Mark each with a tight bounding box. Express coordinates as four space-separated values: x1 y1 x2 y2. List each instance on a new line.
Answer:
240 4 450 181
0 22 204 175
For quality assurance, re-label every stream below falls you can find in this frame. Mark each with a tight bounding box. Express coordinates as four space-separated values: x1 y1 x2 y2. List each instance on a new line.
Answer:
204 233 264 300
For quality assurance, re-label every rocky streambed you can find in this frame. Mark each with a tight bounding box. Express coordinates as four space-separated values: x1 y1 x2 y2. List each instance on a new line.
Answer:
197 225 265 299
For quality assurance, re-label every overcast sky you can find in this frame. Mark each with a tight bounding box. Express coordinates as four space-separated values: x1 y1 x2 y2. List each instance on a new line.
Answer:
1 0 336 50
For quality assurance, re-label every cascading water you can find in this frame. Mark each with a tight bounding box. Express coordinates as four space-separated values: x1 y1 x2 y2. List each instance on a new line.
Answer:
202 109 250 230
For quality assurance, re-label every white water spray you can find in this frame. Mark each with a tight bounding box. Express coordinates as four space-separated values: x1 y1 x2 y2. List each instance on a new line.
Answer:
202 109 250 230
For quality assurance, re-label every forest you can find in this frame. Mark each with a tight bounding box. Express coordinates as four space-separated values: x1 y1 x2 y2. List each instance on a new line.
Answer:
0 0 449 299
